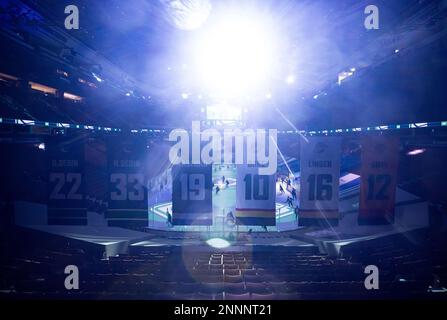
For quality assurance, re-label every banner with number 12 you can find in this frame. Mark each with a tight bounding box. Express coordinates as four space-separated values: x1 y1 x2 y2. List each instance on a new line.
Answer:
358 136 399 225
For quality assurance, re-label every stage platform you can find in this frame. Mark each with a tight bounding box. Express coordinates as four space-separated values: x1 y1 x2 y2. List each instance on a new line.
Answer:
25 225 154 257
24 224 313 248
130 231 312 248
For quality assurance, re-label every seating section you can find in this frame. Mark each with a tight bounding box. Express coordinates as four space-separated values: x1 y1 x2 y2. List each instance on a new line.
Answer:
0 81 157 129
1 231 446 300
340 231 447 292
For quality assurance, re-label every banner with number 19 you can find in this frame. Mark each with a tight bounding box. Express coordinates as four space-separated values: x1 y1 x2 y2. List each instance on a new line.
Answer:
172 165 213 225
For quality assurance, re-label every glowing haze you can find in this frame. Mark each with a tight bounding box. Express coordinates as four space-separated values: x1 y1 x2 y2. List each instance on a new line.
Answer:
191 10 281 98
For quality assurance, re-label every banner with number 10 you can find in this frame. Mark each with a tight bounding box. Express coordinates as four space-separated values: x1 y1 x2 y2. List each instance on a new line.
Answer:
236 164 276 226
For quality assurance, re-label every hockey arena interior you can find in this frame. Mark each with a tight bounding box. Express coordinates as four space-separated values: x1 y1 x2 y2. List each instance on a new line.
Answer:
1 0 447 301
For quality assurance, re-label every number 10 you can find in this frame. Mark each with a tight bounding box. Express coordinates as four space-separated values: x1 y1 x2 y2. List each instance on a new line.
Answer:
244 174 269 200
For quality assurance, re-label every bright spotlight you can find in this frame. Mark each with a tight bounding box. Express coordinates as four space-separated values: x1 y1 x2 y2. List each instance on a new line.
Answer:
206 238 231 249
286 75 295 84
265 92 272 100
181 93 189 99
407 148 426 156
193 11 279 97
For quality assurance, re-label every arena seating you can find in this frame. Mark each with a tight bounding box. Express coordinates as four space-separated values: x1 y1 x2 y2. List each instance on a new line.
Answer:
0 82 154 129
1 229 446 300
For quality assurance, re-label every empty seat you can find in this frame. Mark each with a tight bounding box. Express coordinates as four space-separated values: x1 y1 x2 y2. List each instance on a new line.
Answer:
194 292 214 300
244 274 263 283
210 264 224 271
224 275 243 283
195 292 224 300
152 293 175 300
276 292 300 300
201 282 225 294
175 283 200 294
251 292 276 300
241 269 257 276
194 265 210 272
199 275 224 283
246 282 270 294
224 269 241 276
225 292 250 300
137 281 162 294
204 269 223 276
224 282 246 294
175 293 195 300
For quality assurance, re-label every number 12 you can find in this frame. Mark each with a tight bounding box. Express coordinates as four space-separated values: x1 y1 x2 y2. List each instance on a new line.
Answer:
367 174 391 200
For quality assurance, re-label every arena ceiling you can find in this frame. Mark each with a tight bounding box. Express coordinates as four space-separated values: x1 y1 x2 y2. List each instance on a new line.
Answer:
1 0 447 128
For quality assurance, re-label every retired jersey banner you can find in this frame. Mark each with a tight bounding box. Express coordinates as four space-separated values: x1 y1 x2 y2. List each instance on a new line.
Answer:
236 164 276 226
358 136 399 225
47 137 86 225
106 137 149 229
172 165 213 225
299 137 341 226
